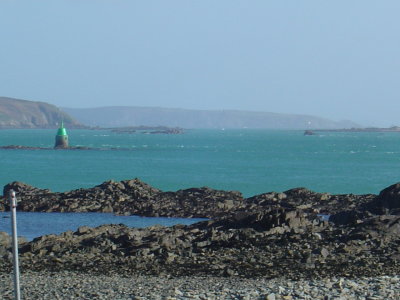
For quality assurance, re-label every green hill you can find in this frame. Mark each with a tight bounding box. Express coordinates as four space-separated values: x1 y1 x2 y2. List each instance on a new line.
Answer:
0 97 82 129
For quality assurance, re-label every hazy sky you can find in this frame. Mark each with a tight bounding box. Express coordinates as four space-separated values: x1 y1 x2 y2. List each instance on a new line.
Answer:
0 1 399 126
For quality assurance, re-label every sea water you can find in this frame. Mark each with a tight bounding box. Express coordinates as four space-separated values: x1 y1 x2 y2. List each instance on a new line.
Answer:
0 129 399 239
1 129 400 195
0 212 205 241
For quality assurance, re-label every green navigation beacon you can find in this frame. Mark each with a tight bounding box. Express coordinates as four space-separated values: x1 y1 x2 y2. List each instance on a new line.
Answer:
54 121 69 149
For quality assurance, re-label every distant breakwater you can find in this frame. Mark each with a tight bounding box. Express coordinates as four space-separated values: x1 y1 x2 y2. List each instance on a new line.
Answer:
1 179 400 278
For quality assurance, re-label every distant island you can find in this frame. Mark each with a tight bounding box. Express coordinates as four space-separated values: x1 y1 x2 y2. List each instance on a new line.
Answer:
105 126 184 134
312 126 400 133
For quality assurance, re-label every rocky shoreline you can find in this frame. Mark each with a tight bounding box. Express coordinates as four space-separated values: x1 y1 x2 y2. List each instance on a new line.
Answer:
0 179 400 297
0 179 377 217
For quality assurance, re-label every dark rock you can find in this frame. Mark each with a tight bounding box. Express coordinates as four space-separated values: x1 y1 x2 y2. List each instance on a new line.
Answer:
6 210 399 279
365 182 400 215
304 130 316 136
109 126 184 135
2 179 400 278
3 181 48 198
330 210 372 225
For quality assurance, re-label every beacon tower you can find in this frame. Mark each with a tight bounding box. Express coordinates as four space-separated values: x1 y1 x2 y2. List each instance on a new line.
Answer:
54 121 69 148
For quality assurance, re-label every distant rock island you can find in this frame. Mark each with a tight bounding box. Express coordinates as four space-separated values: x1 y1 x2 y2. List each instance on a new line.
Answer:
107 126 184 134
314 126 400 133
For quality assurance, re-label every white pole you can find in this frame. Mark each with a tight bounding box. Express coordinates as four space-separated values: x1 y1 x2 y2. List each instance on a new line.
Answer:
9 190 21 300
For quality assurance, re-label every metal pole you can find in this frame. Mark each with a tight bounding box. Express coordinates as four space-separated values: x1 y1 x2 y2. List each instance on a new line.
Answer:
9 190 21 300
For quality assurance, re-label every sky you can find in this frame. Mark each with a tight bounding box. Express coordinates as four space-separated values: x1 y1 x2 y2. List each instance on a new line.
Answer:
0 1 399 127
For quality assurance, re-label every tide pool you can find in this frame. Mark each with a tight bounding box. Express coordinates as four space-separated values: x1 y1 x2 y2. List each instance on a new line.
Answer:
0 212 206 241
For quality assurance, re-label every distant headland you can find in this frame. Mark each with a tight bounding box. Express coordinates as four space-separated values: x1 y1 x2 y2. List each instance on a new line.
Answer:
0 97 84 129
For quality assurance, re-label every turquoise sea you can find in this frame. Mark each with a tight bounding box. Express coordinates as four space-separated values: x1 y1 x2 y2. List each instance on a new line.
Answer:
1 129 400 197
1 129 400 239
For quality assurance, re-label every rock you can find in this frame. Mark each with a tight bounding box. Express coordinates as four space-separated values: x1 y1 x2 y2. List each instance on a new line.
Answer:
3 181 48 198
330 210 371 225
3 180 400 279
0 178 381 219
0 231 10 248
3 208 399 279
365 182 400 215
321 248 329 258
304 130 315 136
267 293 276 300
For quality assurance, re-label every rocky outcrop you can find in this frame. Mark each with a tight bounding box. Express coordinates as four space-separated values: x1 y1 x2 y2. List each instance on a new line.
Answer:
304 130 316 135
109 126 184 134
364 182 400 215
2 180 400 278
330 182 400 225
1 179 243 218
1 208 399 278
243 187 375 216
0 179 377 218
